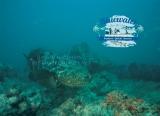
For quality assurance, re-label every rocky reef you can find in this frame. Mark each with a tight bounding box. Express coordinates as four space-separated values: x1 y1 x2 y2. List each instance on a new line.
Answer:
0 78 50 116
103 91 160 116
0 43 160 116
44 90 160 116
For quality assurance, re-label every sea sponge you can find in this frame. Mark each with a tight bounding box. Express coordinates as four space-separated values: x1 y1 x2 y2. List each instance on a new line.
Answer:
0 79 48 116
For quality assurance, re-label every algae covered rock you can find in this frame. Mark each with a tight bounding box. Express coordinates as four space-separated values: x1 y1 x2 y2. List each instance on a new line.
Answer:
102 90 160 116
0 78 49 116
49 98 113 116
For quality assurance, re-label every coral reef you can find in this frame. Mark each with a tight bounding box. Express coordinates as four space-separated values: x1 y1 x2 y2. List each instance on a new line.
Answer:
1 44 160 116
0 78 50 116
103 90 160 116
49 98 113 116
46 90 160 116
0 64 160 116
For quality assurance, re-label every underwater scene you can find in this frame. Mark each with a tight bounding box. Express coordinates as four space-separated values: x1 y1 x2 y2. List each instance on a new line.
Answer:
1 0 160 116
